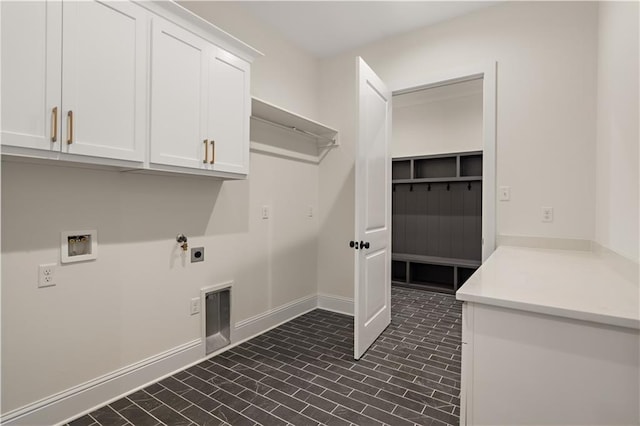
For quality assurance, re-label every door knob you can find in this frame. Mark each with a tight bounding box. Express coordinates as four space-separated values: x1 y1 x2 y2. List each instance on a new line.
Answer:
349 240 359 250
360 241 370 249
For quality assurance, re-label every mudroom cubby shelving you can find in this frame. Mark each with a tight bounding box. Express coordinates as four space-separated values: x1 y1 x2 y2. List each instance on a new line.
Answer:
392 151 482 293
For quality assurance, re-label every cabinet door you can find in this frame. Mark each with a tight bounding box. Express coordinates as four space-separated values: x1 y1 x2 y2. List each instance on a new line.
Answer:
62 0 147 161
1 0 62 152
207 49 250 175
150 17 209 170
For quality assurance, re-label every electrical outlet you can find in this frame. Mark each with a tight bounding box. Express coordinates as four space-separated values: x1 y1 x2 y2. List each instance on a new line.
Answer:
308 206 314 217
541 207 553 223
190 297 201 315
38 263 57 288
261 205 270 219
191 247 204 263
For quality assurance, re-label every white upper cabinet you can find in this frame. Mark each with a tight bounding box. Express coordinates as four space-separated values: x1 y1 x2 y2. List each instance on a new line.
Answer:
2 0 259 178
1 0 147 162
62 1 147 161
1 1 62 153
208 49 250 175
150 17 209 170
150 17 251 176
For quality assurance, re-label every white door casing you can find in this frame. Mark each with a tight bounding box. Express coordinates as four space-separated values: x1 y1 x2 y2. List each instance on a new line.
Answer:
354 57 392 360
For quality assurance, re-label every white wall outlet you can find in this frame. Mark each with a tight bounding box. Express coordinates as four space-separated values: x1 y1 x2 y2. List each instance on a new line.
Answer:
261 205 270 219
38 263 57 288
499 186 511 201
541 207 554 222
190 297 201 315
308 206 314 217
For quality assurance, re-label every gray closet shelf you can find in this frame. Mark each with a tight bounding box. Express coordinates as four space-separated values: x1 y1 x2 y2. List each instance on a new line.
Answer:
392 176 482 184
392 253 481 268
392 150 483 294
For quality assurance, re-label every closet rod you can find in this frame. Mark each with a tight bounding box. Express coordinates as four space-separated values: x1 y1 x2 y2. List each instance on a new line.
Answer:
251 115 337 146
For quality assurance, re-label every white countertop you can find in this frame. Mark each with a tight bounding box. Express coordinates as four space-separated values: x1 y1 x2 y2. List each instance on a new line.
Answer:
456 246 640 329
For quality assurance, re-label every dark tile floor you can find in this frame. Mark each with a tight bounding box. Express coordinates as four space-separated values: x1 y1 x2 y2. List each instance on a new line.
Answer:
67 287 462 426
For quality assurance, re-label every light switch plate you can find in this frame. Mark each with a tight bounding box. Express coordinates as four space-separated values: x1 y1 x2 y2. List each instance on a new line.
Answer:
499 186 511 201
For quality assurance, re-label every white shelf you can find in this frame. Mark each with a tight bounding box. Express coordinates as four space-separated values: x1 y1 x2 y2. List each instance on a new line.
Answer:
251 97 338 147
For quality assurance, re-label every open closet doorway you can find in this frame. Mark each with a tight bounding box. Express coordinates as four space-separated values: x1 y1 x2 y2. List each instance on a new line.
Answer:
390 65 496 295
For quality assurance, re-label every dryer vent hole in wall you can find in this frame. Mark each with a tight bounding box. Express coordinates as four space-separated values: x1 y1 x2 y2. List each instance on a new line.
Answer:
205 288 231 355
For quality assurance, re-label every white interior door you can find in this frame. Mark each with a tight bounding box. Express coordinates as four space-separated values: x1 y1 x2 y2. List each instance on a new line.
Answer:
354 57 392 360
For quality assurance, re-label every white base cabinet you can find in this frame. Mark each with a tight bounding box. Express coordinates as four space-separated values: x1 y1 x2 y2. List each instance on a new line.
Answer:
460 302 640 426
1 0 258 179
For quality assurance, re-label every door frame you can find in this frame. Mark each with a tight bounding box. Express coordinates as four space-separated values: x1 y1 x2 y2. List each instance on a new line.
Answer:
390 62 497 262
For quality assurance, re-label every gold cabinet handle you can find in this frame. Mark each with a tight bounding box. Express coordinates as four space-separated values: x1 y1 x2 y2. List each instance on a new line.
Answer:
209 139 215 164
66 110 74 144
51 107 58 142
203 139 209 163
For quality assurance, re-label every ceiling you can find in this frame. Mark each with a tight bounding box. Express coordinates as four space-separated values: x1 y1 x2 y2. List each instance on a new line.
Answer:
239 1 499 58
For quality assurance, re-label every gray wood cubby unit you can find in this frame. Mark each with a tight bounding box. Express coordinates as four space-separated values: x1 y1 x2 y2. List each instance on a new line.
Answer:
392 151 482 294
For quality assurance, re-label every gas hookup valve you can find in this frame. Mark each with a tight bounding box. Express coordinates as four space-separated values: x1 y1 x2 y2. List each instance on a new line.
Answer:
176 233 188 252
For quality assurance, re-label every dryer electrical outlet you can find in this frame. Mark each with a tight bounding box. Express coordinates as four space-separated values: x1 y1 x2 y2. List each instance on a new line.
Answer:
191 247 204 263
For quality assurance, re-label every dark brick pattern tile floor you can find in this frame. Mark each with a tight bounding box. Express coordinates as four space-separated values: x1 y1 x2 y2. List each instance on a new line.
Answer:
66 287 461 425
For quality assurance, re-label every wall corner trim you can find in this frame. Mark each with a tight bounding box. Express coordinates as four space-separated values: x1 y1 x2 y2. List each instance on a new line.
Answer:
317 293 354 316
233 293 318 342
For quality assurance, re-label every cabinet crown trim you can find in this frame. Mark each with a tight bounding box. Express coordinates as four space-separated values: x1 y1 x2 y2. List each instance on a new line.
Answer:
137 0 263 62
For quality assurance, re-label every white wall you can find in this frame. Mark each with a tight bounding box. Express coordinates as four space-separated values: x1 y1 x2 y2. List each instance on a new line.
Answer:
180 1 320 119
1 2 321 415
392 81 483 157
595 1 640 263
318 1 599 297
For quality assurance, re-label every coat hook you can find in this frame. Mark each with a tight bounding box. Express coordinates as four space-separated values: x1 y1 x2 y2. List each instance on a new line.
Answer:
468 182 471 191
428 183 431 191
410 184 413 192
393 184 396 192
447 183 450 191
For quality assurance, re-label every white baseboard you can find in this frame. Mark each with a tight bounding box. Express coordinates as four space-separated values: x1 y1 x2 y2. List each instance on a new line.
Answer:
497 234 592 251
2 339 203 426
317 293 354 316
2 292 348 425
233 294 318 343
